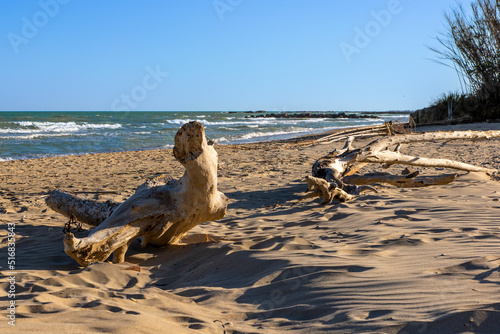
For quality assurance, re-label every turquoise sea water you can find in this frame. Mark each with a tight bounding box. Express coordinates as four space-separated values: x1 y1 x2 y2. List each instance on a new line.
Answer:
0 111 409 161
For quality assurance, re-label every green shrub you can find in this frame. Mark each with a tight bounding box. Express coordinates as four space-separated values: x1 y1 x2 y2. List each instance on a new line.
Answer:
431 0 500 121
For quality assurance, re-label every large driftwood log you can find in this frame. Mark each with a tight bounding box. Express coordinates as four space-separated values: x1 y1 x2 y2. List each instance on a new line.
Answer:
314 131 500 180
342 172 458 188
305 130 500 203
46 121 229 266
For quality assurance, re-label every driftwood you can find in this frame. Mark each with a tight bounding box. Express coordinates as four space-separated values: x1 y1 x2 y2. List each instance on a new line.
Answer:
303 176 354 204
46 121 229 266
46 192 120 227
306 130 500 203
343 172 458 188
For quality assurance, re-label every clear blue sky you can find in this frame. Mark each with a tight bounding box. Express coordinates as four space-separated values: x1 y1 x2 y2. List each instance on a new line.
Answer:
1 0 466 112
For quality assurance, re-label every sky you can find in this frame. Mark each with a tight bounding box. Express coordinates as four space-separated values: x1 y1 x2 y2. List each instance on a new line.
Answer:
0 0 468 112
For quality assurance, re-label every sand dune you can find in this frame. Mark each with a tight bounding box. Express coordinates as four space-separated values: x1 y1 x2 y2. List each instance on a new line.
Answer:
1 123 500 333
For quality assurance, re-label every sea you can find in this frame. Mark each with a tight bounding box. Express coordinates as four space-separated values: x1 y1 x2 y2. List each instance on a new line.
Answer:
0 111 409 161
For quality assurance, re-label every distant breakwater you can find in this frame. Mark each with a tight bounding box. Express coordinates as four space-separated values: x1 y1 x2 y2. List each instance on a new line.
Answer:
245 111 379 119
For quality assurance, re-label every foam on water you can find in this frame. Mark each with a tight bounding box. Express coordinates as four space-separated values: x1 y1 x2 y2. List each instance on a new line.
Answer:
166 118 278 126
6 121 122 134
0 132 92 140
217 125 352 144
0 111 409 160
165 117 335 127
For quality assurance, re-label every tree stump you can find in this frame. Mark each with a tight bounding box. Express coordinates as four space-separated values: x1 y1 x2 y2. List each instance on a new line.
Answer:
46 121 229 266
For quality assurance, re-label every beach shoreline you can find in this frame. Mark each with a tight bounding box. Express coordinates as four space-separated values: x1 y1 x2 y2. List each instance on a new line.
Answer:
0 111 410 161
1 122 500 333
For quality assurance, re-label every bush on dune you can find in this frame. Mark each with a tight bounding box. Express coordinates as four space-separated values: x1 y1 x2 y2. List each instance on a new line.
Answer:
426 0 500 122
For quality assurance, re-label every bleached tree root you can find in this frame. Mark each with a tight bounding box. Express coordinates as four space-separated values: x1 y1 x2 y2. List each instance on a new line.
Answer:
314 130 500 180
46 121 229 266
306 130 500 203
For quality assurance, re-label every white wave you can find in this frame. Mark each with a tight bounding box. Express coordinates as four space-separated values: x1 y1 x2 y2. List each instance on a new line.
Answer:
11 121 122 133
165 119 197 125
220 129 308 142
165 117 359 128
206 119 277 126
276 118 328 125
167 117 330 127
0 132 92 140
0 128 37 134
216 125 370 144
175 117 343 127
0 157 13 162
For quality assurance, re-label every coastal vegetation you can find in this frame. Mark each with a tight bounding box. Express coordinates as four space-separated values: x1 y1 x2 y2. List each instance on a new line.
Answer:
413 0 500 124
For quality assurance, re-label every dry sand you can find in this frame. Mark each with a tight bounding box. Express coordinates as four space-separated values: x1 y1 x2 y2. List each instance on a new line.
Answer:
1 123 500 333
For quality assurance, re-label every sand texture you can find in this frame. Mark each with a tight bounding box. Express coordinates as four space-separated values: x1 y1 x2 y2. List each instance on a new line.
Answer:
1 123 500 333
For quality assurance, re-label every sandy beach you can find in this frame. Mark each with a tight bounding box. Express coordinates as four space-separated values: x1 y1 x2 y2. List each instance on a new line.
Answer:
1 122 500 333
